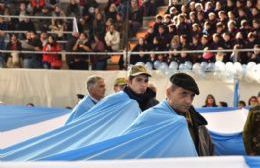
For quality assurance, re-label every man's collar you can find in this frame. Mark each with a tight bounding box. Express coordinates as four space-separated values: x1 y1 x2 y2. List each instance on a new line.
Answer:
89 95 99 104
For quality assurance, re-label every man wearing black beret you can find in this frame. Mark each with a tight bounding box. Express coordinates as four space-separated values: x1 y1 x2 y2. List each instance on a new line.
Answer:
166 73 214 156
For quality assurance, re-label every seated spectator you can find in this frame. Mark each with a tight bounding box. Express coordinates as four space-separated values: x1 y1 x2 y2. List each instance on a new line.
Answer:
230 44 248 64
203 94 218 107
42 35 62 69
105 25 120 51
72 32 92 70
248 44 260 63
215 47 229 63
130 38 149 65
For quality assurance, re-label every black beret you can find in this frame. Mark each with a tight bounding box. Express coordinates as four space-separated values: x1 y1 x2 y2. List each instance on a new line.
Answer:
170 73 200 95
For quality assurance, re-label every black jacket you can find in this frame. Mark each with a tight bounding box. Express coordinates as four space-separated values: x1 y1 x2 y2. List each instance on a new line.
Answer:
189 106 215 156
123 87 159 111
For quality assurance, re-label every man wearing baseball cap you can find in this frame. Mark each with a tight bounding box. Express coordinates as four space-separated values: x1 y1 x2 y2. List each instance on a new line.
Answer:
113 77 127 93
123 65 158 111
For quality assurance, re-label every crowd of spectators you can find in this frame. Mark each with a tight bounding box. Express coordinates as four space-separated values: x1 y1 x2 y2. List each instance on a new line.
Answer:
0 0 259 71
130 0 260 66
0 0 158 70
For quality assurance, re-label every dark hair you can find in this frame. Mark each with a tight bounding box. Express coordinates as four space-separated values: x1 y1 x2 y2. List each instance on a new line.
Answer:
204 94 217 107
239 100 246 107
248 96 257 106
219 101 228 107
26 103 34 107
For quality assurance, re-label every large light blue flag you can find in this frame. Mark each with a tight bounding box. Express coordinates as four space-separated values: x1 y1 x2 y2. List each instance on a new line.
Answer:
2 92 140 161
65 95 96 124
0 106 70 131
41 100 198 161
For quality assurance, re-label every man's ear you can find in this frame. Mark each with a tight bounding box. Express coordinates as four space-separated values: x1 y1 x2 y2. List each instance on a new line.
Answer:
166 87 171 98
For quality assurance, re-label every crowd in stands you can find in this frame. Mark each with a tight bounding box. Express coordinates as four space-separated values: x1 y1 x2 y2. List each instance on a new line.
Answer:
0 0 259 70
130 0 260 66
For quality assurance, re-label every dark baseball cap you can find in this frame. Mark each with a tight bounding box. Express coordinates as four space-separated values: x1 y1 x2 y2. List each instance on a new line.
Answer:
170 73 200 95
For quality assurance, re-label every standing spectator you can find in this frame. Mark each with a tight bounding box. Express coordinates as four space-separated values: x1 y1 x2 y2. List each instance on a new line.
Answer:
6 34 22 68
66 32 79 69
21 31 43 68
92 11 106 38
91 34 109 70
38 6 51 31
128 0 143 37
42 35 62 69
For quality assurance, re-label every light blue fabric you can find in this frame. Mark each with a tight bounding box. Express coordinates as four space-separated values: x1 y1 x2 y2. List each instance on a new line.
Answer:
2 92 140 161
41 100 198 161
209 131 246 155
65 96 96 124
0 106 70 131
244 156 260 168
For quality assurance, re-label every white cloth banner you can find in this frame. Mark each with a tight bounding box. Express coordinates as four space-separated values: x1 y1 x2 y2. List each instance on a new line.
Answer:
0 69 259 108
